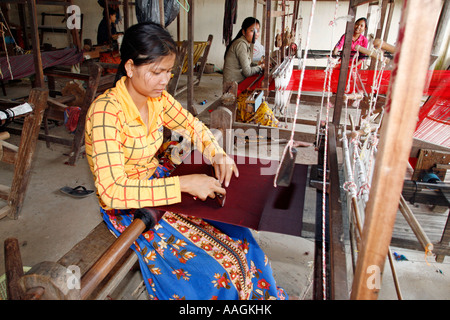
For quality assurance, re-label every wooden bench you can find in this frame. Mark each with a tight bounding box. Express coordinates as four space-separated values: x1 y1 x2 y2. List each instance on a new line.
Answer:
4 217 146 300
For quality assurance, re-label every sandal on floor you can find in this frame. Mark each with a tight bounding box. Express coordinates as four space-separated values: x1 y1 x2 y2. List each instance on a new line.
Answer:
60 185 94 198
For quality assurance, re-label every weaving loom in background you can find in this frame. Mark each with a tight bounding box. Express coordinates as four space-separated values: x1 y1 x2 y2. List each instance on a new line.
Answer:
237 69 450 98
0 48 83 81
414 72 450 148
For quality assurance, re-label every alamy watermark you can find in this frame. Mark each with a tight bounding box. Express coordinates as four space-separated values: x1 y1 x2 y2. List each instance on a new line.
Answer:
66 5 82 30
66 265 81 290
170 126 285 176
366 265 382 290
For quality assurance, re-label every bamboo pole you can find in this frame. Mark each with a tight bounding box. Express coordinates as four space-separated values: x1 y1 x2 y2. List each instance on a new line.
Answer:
350 0 442 300
373 39 397 53
355 45 390 63
399 194 434 254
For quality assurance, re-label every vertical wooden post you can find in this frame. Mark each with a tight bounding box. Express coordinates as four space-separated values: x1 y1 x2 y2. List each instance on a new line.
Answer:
432 0 450 69
262 0 271 94
123 0 129 30
4 238 25 300
68 0 82 51
350 0 442 300
28 0 44 88
104 0 112 45
332 1 356 127
67 63 102 166
18 3 29 50
8 88 48 219
368 0 389 70
210 107 233 154
328 124 349 300
159 0 165 27
187 0 195 115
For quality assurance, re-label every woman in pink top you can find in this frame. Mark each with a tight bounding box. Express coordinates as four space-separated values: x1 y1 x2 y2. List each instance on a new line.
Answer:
333 17 368 56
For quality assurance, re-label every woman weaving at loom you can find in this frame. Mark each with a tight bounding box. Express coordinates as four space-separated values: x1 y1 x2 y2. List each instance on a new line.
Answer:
223 17 265 84
332 17 368 64
85 22 288 300
223 17 311 147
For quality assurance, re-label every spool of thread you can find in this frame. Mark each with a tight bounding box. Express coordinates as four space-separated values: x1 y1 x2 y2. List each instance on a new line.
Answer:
199 100 207 105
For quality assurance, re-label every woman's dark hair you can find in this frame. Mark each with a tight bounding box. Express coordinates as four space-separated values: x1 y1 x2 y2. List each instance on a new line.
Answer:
355 17 367 27
224 17 260 57
115 22 177 83
103 7 117 18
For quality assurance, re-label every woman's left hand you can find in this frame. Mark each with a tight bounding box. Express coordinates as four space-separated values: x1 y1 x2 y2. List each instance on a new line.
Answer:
211 153 239 188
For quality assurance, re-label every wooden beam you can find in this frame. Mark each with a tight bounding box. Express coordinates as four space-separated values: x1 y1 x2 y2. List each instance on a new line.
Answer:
333 2 356 126
28 0 44 88
67 63 103 166
7 88 48 219
4 238 25 300
351 0 375 7
328 123 349 300
159 0 165 27
80 218 147 300
350 0 442 300
263 0 271 94
186 0 195 115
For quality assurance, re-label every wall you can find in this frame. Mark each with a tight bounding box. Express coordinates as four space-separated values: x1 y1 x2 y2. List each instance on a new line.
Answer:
4 1 444 70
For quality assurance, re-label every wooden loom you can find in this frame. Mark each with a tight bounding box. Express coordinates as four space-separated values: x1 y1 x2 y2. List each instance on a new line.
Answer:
0 88 48 220
0 0 114 166
317 0 445 300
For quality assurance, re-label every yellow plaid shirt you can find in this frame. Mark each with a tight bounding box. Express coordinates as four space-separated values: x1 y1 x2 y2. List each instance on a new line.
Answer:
85 76 223 210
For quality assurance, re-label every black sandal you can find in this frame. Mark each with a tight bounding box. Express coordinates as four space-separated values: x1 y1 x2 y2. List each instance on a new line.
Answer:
60 185 94 198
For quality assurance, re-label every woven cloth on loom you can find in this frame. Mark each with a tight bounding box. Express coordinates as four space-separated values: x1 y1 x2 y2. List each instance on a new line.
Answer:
0 48 83 81
155 151 308 237
238 69 391 96
238 69 450 98
414 72 450 148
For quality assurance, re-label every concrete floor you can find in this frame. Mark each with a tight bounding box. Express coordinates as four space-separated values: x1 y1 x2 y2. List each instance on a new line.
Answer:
0 73 449 300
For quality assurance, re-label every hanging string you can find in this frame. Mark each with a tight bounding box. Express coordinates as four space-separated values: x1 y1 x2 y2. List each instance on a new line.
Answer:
319 0 341 300
0 8 24 55
0 23 13 80
176 0 190 12
316 0 341 148
273 0 317 188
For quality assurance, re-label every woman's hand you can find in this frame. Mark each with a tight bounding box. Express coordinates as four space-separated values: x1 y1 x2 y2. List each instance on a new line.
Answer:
179 174 225 201
211 153 239 188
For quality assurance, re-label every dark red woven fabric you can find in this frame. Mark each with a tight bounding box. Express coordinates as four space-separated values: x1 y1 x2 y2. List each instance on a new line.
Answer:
156 151 308 237
0 48 83 81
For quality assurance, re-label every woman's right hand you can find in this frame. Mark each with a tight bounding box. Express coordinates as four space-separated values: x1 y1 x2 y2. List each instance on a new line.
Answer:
179 174 226 201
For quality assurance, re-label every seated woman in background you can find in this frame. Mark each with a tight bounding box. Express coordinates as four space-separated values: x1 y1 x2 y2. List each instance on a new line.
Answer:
332 17 368 60
97 7 121 46
223 17 264 84
85 21 288 300
223 17 312 147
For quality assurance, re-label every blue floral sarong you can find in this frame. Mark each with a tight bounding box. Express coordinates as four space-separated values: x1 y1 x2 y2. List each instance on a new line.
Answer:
101 165 288 300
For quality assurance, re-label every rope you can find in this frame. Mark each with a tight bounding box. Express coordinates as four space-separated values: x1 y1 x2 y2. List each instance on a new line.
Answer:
318 0 341 300
0 8 24 55
0 23 13 80
273 0 317 188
